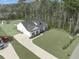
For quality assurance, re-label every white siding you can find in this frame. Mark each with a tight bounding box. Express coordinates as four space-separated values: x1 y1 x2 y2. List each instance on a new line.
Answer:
17 23 32 38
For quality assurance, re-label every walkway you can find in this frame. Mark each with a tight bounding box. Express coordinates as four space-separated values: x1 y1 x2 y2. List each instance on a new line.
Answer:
14 34 58 59
0 43 20 59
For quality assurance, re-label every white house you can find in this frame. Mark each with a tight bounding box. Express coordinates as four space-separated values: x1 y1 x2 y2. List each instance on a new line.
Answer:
17 22 32 37
17 20 48 38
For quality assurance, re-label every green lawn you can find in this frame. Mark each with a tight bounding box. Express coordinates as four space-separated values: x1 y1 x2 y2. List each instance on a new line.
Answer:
0 27 6 36
65 36 79 56
0 24 19 36
8 20 24 24
0 20 24 36
33 29 79 59
0 56 4 59
11 39 39 59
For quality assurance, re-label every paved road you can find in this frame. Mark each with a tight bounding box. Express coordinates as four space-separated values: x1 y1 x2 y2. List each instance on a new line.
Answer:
14 34 58 59
0 43 20 59
70 44 79 59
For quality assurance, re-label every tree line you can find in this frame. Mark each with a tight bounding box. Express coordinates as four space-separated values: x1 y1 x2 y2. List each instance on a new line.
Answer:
0 0 79 35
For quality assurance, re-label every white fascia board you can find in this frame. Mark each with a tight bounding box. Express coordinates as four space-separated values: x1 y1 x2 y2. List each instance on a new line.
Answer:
17 22 32 37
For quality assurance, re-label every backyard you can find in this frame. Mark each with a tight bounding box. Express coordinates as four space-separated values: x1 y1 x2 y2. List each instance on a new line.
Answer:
0 20 23 36
0 24 19 36
0 27 6 36
33 29 79 59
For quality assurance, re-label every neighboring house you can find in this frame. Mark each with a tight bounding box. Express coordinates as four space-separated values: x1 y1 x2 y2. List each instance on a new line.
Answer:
70 44 79 59
17 20 48 38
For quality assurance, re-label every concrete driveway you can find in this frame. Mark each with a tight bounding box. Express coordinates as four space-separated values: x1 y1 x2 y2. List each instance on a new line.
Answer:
14 34 58 59
0 43 20 59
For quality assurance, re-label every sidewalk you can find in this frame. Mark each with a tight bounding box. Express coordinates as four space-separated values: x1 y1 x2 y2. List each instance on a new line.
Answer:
0 43 20 59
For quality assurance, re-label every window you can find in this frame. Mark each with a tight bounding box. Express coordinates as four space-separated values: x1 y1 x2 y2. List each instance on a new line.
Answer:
31 32 34 37
38 30 40 33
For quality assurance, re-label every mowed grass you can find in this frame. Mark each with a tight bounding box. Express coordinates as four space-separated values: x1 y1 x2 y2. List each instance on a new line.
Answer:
11 39 39 59
0 55 4 59
33 29 76 59
0 27 7 36
0 20 24 36
65 36 79 56
0 24 19 36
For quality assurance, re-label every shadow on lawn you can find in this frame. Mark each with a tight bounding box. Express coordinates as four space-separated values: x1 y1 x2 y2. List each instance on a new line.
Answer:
8 36 14 42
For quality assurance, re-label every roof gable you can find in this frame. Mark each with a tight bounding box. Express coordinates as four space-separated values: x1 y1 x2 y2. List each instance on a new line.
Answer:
22 20 47 32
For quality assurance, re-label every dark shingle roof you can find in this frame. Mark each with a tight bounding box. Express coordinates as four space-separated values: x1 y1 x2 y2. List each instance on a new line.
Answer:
22 21 35 32
22 20 47 32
